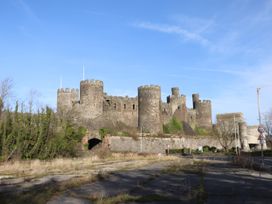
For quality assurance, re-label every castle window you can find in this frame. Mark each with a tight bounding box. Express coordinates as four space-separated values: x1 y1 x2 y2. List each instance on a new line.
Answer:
114 103 116 110
124 104 126 110
133 104 135 110
178 106 181 110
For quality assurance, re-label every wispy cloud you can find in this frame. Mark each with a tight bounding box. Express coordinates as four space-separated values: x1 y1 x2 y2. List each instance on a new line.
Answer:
184 67 247 77
210 61 272 124
15 0 41 23
170 14 216 34
134 22 210 47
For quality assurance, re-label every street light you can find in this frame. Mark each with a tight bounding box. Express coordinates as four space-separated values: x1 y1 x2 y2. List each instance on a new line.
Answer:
257 88 262 125
257 88 265 166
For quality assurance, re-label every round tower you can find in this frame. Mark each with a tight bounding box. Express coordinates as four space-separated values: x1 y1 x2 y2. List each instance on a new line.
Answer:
197 100 212 128
138 85 162 134
57 88 79 113
192 93 200 109
171 87 180 97
80 80 104 119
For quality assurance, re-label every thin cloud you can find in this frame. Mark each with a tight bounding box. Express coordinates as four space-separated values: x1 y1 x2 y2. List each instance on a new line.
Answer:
170 14 216 34
14 0 41 23
185 67 247 77
210 61 272 124
134 22 210 47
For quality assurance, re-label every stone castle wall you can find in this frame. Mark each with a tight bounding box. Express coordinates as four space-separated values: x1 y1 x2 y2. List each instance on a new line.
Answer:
57 88 79 113
107 136 222 153
103 95 138 113
57 79 213 133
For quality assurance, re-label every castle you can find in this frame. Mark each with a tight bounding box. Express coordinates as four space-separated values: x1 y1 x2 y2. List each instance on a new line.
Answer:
57 79 212 133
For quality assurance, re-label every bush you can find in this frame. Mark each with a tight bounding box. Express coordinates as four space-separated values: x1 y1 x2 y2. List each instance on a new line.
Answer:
203 145 210 152
168 149 183 154
99 128 112 139
195 127 211 136
0 105 87 160
163 117 184 134
210 146 217 153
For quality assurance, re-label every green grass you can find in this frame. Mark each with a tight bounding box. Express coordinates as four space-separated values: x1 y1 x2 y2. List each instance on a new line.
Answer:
163 117 184 134
94 193 178 204
194 127 214 136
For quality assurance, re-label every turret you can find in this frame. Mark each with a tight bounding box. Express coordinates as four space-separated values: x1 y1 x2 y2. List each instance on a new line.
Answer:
171 87 180 97
80 80 104 119
192 93 200 109
192 94 212 129
57 88 79 113
138 85 162 134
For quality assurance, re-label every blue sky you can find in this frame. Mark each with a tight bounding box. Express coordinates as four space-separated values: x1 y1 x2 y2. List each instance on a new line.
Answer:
1 0 272 125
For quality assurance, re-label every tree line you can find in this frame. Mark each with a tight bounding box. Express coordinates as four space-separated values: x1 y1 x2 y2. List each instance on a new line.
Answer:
0 78 86 161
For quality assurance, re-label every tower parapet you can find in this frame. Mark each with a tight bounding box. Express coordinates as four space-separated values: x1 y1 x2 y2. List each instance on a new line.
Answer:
80 79 104 119
171 87 180 97
192 93 212 128
138 85 162 134
57 88 79 113
192 93 200 109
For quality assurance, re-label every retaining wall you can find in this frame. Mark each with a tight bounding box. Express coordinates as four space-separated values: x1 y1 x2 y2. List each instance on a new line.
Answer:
107 136 222 154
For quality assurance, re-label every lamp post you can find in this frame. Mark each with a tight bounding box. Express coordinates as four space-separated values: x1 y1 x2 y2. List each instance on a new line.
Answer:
257 88 264 166
257 88 262 125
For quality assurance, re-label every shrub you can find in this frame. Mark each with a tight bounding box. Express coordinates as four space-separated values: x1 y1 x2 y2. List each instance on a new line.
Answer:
163 117 184 134
0 106 87 160
99 128 112 139
195 127 210 136
210 146 217 153
203 145 210 152
168 149 183 154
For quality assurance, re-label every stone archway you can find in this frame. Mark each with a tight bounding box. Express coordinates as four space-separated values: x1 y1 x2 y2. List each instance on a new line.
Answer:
88 138 102 150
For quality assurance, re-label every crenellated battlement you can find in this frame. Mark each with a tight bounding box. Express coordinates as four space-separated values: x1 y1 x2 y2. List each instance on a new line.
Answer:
138 85 161 90
80 80 103 86
58 88 79 94
105 95 137 101
201 100 211 104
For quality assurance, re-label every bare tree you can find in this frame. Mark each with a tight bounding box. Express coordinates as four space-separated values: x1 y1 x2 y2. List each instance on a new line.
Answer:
263 110 272 135
0 97 3 118
263 110 272 148
27 89 41 112
215 120 236 151
0 78 13 109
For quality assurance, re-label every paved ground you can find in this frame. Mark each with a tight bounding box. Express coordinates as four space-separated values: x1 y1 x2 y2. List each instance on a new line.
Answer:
1 157 272 204
47 159 272 204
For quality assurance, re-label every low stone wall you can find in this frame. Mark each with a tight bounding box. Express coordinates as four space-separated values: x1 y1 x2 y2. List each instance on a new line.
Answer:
107 136 222 154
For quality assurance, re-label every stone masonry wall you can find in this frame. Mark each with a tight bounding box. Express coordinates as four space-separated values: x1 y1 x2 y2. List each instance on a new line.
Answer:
138 85 162 134
80 80 104 119
107 136 222 154
57 79 213 132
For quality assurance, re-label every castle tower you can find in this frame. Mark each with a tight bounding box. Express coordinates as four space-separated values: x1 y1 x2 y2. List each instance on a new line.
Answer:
192 93 200 109
80 80 104 119
138 85 162 134
57 88 79 113
171 87 180 97
192 94 212 129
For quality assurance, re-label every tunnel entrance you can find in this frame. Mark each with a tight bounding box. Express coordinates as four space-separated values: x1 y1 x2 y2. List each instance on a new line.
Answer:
88 138 102 150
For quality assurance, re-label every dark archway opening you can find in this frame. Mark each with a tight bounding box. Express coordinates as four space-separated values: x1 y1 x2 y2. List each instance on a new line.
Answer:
88 138 102 150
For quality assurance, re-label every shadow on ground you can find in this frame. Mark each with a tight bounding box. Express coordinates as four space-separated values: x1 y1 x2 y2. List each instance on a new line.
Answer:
1 160 272 204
